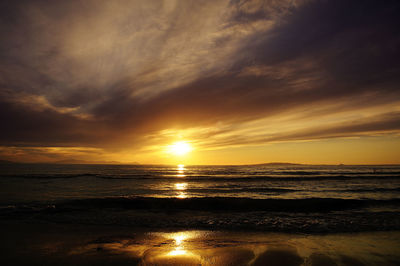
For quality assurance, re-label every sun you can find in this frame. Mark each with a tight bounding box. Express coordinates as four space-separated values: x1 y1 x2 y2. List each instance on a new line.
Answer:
167 141 192 156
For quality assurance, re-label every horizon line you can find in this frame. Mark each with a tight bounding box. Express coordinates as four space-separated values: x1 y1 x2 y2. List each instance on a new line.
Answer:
1 160 399 167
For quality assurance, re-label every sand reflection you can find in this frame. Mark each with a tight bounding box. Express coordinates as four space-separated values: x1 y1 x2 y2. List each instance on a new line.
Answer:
62 230 400 266
141 231 202 265
166 232 190 256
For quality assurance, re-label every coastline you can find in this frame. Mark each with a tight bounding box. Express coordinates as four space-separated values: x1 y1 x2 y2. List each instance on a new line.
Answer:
2 219 400 266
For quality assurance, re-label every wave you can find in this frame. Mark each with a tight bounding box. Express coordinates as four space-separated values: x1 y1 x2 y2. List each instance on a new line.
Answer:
339 187 400 193
31 197 399 213
0 173 157 179
2 173 399 181
191 175 400 182
273 171 400 176
2 197 399 233
184 187 298 193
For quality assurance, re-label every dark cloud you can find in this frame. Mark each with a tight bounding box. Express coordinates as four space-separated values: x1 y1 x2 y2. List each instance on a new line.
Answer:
0 98 97 146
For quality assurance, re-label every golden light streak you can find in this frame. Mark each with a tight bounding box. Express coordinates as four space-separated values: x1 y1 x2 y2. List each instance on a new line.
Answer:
176 164 186 177
175 183 187 190
177 192 187 199
175 180 188 198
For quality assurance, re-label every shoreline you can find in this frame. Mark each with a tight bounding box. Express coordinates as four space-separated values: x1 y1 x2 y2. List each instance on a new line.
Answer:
2 196 399 234
2 219 400 265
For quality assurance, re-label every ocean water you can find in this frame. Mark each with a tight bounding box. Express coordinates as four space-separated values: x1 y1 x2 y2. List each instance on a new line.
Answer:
1 163 399 233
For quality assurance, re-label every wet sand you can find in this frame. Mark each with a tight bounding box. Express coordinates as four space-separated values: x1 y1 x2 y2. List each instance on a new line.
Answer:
1 220 400 266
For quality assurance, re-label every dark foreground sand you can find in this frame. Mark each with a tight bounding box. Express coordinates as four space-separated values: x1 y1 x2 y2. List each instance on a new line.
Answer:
1 220 399 266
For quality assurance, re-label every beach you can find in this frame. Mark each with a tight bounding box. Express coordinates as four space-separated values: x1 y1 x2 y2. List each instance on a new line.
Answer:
2 219 400 265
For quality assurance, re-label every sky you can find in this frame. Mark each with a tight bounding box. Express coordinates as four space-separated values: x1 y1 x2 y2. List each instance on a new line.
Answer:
0 0 399 165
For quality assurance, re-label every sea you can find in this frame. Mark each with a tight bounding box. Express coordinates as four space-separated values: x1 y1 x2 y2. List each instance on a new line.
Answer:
1 163 399 233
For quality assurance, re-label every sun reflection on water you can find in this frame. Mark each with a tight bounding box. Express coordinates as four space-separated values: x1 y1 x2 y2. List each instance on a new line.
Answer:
177 192 187 199
176 164 186 177
175 165 187 197
175 183 187 190
175 181 188 198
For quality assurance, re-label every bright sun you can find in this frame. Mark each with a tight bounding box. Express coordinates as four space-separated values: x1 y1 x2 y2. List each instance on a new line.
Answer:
168 141 192 156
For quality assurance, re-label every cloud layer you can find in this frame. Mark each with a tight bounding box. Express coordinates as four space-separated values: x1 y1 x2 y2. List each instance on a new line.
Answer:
0 0 399 162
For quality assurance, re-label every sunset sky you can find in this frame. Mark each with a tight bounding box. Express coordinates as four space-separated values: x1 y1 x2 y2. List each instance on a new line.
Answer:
0 0 399 165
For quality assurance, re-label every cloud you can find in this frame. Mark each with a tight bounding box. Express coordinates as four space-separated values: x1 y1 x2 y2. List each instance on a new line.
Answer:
0 0 399 161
